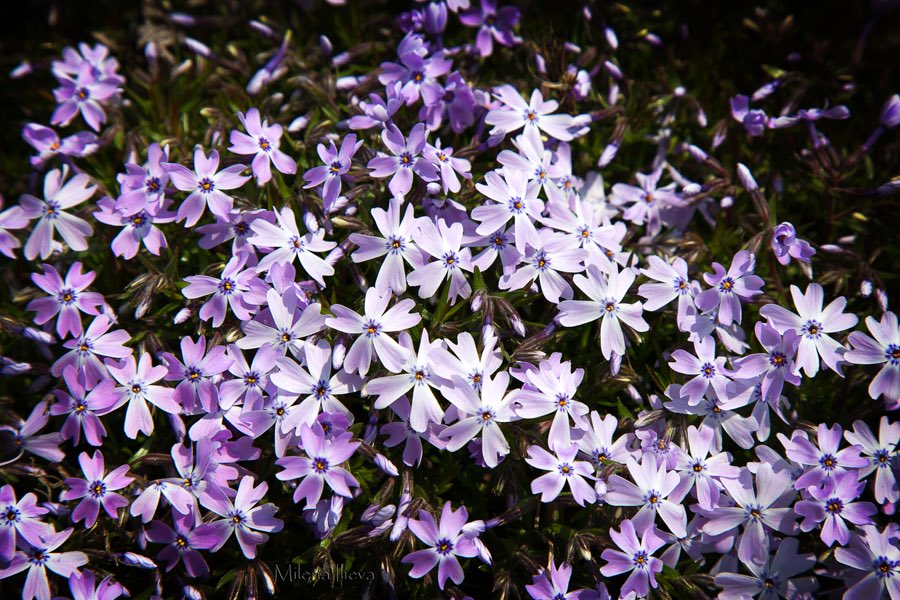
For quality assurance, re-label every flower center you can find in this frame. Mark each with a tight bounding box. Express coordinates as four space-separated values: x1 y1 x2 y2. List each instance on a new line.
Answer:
558 463 573 476
436 538 454 555
198 178 214 192
59 289 76 304
3 507 19 522
825 498 844 514
719 277 735 292
76 87 90 101
886 344 900 365
701 362 716 378
258 137 270 151
89 480 106 498
400 152 413 166
803 319 822 338
769 352 786 368
364 320 381 337
633 550 648 567
313 458 329 474
146 177 161 192
820 454 837 470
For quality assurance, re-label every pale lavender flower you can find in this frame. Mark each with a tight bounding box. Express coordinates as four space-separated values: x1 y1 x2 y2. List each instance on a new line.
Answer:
51 63 120 131
228 108 296 185
164 147 250 227
470 225 522 276
423 140 471 194
408 218 473 305
129 478 193 524
845 417 900 504
236 288 326 357
605 454 687 536
663 383 759 451
106 353 180 439
541 198 626 267
419 71 477 133
576 411 631 468
302 133 362 209
326 288 421 376
472 168 543 253
770 222 815 266
485 85 573 141
730 95 770 136
668 336 735 405
22 123 98 167
67 569 127 600
93 196 175 259
27 262 104 339
196 209 273 256
499 229 586 303
611 168 682 236
50 367 118 446
182 254 265 327
248 206 336 285
846 311 900 405
439 371 517 467
20 167 96 260
275 423 360 508
0 202 29 258
833 524 900 600
0 485 51 563
525 443 597 506
193 476 284 559
557 263 649 360
269 340 362 431
51 315 131 387
731 322 801 403
401 501 482 590
702 463 797 566
114 143 170 215
671 425 740 510
795 471 876 546
364 330 446 432
513 354 589 450
367 123 439 197
348 196 423 295
0 528 87 600
0 401 64 462
381 396 447 467
782 423 868 489
379 42 452 106
429 331 503 392
599 519 666 598
759 283 857 376
60 450 133 528
638 255 695 325
348 84 403 130
694 250 764 325
714 537 816 600
526 560 603 600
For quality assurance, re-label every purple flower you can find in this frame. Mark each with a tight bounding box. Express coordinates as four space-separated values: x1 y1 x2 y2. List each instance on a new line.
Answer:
472 168 544 253
694 250 764 325
248 206 336 285
228 108 296 184
576 411 630 468
194 476 284 559
275 423 360 507
459 1 522 57
401 501 482 590
664 383 759 450
833 524 900 600
783 423 868 489
68 569 127 600
419 71 477 133
845 417 900 504
22 123 98 167
93 196 175 259
0 203 29 258
408 218 473 305
423 140 471 194
714 537 816 599
50 367 119 446
236 288 326 357
770 222 815 266
846 311 900 406
525 443 597 506
0 528 87 600
599 519 666 598
381 397 447 467
513 354 589 450
671 425 740 510
183 254 264 327
557 263 649 360
364 331 447 434
526 560 602 600
485 85 575 141
668 336 735 405
429 331 503 392
106 353 180 439
0 401 64 462
161 335 232 413
348 84 403 131
51 315 132 387
367 123 439 197
379 41 452 106
114 142 170 215
51 63 120 131
0 484 51 563
60 450 133 528
795 471 876 546
611 168 682 236
348 197 423 295
302 133 362 210
439 371 517 467
760 283 857 376
326 287 422 376
730 95 770 136
269 340 362 431
27 262 104 339
129 477 193 524
731 322 801 402
164 147 249 227
145 511 215 577
605 454 687 536
499 229 586 303
52 43 124 85
20 167 96 260
702 463 797 565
